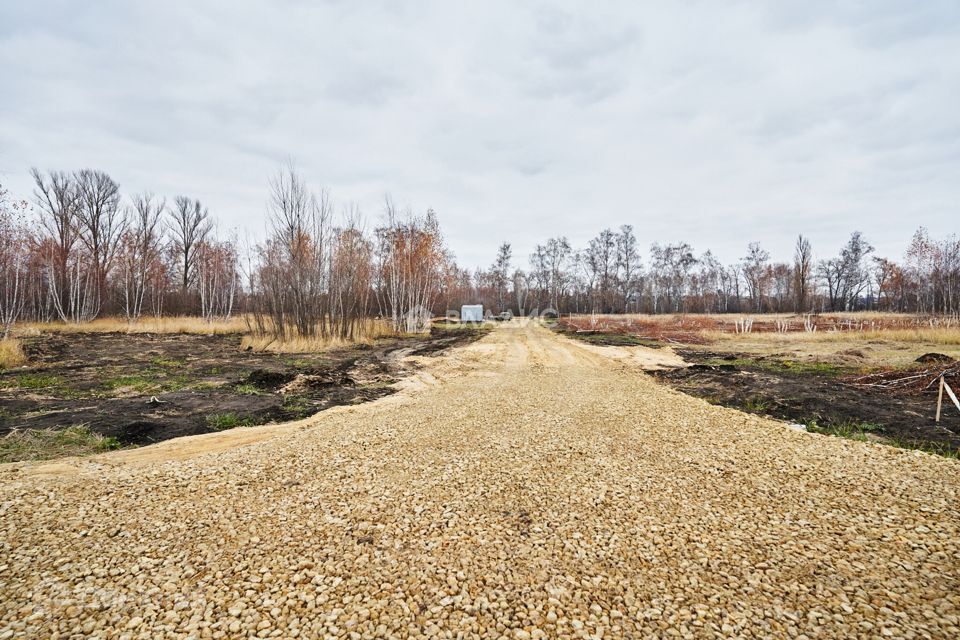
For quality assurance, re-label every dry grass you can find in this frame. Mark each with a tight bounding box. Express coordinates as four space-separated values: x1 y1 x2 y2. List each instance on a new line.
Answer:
15 317 400 353
700 329 960 368
0 425 121 463
9 316 403 356
240 319 397 353
563 312 960 367
704 327 960 346
570 311 960 328
0 338 26 369
16 316 249 336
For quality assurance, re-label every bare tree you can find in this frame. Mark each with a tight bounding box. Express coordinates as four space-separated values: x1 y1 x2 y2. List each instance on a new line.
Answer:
540 237 572 311
820 232 873 311
197 236 239 323
839 232 873 310
616 225 641 312
0 185 30 337
769 263 793 312
74 169 125 310
329 214 374 339
169 195 212 302
585 229 617 313
262 164 332 338
251 164 383 341
32 169 99 323
793 234 813 312
695 250 724 313
528 245 550 311
118 193 165 323
31 168 79 315
376 201 447 333
649 242 697 312
490 242 512 313
872 257 900 312
741 242 771 312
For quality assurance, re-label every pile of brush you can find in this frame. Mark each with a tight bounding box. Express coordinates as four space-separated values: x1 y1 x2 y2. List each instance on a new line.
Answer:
844 353 959 395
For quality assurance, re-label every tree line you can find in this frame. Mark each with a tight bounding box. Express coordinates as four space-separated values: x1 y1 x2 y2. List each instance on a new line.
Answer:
0 170 241 337
0 166 452 340
454 227 960 317
2 168 958 342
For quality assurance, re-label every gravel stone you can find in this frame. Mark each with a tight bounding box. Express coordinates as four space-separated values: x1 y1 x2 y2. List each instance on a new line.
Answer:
1 323 958 638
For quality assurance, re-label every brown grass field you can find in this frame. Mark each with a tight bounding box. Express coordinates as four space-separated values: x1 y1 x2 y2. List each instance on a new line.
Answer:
560 312 960 366
11 316 399 355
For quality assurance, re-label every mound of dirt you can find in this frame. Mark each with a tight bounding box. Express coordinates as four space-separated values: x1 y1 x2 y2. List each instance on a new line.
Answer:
839 348 866 359
246 369 296 389
915 352 956 364
280 372 354 394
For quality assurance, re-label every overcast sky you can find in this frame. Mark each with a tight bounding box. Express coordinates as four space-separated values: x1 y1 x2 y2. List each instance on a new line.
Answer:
1 1 958 269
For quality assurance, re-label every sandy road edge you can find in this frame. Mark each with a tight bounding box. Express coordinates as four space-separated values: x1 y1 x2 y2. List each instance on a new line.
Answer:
549 327 690 370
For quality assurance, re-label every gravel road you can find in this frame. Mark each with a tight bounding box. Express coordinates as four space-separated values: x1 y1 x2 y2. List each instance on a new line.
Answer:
1 322 958 638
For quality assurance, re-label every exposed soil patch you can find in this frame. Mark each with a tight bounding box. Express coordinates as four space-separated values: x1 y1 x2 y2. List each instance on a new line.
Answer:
651 349 960 455
555 327 664 348
0 327 483 450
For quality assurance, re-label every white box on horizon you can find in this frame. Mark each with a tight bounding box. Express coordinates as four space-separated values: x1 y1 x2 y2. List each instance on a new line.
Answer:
461 304 484 323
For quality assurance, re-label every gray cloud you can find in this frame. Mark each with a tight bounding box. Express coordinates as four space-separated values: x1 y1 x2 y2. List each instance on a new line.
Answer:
0 0 957 269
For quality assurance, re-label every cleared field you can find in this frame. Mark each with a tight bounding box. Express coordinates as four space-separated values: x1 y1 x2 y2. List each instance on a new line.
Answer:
0 324 484 462
1 321 957 638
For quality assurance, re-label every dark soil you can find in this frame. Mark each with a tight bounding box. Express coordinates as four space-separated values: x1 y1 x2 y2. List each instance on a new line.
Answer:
651 349 960 456
0 327 484 447
556 328 663 348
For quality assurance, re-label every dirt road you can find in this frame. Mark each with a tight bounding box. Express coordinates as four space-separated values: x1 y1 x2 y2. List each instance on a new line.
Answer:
1 322 958 638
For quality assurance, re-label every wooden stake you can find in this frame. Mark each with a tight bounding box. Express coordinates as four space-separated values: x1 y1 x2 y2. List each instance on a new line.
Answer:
945 378 960 413
936 375 944 423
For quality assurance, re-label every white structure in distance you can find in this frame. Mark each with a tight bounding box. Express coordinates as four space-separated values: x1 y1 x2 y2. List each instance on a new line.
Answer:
460 305 484 323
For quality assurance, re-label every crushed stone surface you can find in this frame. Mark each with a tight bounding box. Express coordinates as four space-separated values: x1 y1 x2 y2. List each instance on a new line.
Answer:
1 322 958 638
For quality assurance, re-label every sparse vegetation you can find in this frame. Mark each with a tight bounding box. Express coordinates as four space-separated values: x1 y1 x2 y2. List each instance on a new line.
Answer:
0 373 62 390
281 394 315 418
0 425 120 463
205 413 256 430
240 319 395 353
801 418 958 458
700 357 848 377
743 397 770 413
804 419 884 440
101 374 157 393
430 321 494 336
